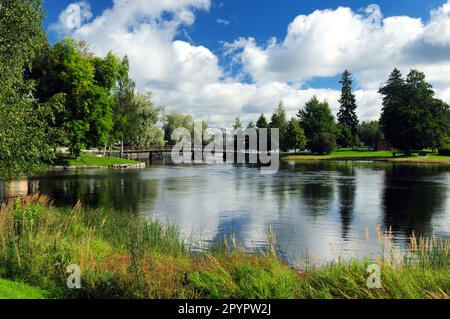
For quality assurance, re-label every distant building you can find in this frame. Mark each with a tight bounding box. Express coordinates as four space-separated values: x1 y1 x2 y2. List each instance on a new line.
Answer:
376 139 393 151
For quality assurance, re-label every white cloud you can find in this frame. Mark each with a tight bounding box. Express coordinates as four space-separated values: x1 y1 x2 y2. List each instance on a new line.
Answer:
52 1 450 127
216 18 230 26
228 1 450 92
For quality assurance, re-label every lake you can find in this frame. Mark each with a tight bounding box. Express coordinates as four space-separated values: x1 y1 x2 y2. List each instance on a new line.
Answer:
1 160 449 266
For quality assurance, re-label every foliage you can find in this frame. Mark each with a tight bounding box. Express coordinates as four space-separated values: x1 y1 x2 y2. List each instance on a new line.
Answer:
282 149 395 160
0 0 54 179
379 69 450 153
336 123 354 148
308 133 337 155
256 114 269 129
337 70 359 138
111 56 135 146
286 118 306 151
233 116 243 131
30 39 124 155
128 93 164 149
358 121 383 148
53 153 138 167
164 112 194 146
270 101 288 151
298 96 337 153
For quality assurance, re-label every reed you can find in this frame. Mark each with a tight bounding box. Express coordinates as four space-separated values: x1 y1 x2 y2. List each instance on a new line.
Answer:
0 195 448 299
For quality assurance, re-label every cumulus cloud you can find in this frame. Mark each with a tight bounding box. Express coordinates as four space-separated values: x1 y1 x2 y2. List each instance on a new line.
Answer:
227 1 450 92
51 0 450 127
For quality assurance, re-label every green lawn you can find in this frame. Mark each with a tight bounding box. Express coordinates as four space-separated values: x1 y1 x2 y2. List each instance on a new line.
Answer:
282 149 450 163
0 279 47 299
54 153 139 167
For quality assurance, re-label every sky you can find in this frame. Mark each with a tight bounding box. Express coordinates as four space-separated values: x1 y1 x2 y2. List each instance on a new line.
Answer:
43 0 450 127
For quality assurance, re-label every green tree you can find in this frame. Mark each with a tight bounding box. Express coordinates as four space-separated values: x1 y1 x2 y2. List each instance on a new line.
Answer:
233 116 243 131
286 118 307 152
30 39 123 155
130 93 164 149
337 70 359 139
336 123 354 148
379 69 450 153
256 114 269 129
270 101 288 151
111 56 136 154
164 112 194 146
298 96 337 154
358 121 382 148
0 0 54 179
309 133 337 155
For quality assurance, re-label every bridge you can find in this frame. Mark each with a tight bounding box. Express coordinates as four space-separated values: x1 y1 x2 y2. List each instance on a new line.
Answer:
105 147 253 161
101 127 274 162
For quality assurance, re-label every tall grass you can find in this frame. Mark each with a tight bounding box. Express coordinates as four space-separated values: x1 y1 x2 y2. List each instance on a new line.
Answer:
0 195 448 299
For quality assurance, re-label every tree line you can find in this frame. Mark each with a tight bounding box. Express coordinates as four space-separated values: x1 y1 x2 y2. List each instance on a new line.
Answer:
1 0 450 180
235 69 450 155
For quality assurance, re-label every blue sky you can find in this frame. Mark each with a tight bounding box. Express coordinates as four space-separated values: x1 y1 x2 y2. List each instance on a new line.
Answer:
44 0 446 45
43 0 450 126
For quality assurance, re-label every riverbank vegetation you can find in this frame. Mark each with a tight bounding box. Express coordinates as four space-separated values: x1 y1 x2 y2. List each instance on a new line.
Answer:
52 154 139 168
0 195 448 299
282 149 450 163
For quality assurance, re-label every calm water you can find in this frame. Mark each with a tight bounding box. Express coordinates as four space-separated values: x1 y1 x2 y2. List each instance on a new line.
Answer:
1 160 450 265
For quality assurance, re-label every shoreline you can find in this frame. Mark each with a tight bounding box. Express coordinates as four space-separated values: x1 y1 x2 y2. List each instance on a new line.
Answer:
49 162 146 170
281 155 450 164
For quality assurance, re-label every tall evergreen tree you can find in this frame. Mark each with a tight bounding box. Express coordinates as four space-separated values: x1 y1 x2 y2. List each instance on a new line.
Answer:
256 114 269 129
233 116 243 131
337 70 359 138
270 101 288 151
379 68 406 150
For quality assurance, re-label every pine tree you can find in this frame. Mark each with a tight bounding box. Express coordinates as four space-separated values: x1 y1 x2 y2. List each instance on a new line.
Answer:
233 116 243 131
337 70 359 140
270 101 288 151
256 114 269 129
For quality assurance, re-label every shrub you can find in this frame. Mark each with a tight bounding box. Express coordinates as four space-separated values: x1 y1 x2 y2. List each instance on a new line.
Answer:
308 133 337 155
438 148 450 156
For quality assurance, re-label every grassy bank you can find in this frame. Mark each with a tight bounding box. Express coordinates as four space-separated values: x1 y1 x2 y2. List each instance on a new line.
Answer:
282 149 450 164
0 195 448 299
0 278 47 299
53 153 139 167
